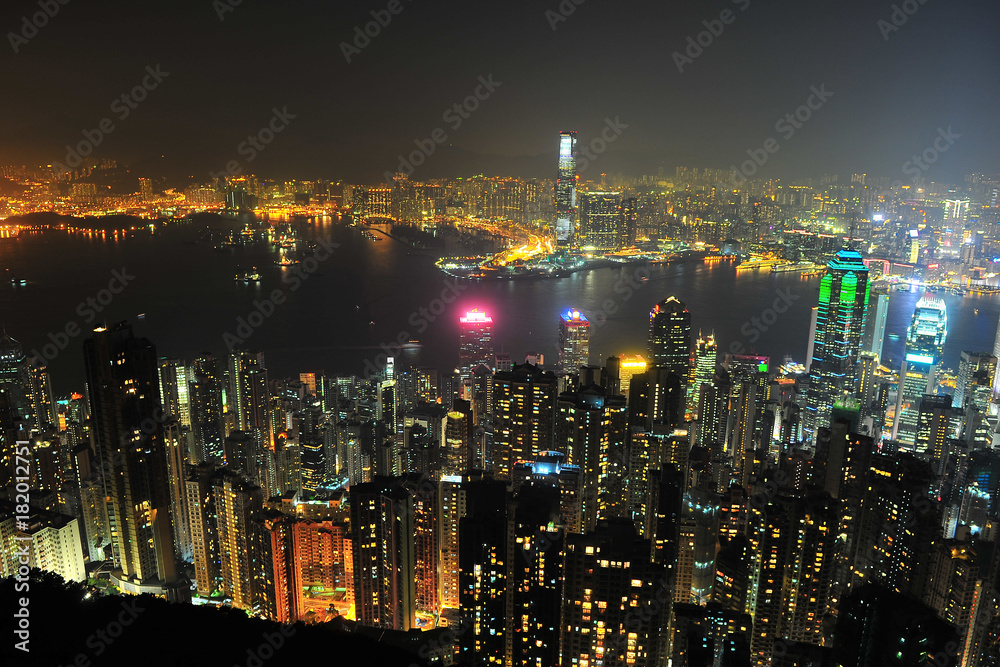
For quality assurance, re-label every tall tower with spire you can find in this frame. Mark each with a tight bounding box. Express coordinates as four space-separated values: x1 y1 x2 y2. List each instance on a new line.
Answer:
803 249 870 442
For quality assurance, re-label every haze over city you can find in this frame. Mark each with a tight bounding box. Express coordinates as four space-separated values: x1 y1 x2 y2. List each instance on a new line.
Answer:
3 1 1000 666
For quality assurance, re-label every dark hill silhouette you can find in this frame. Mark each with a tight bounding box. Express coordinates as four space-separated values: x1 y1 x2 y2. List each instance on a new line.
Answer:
1 571 422 667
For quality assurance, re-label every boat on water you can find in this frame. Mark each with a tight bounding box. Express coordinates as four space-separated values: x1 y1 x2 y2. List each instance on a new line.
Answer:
236 268 262 283
771 260 820 274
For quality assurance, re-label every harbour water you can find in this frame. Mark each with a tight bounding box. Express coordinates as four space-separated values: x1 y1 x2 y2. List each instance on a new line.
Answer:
1 218 997 392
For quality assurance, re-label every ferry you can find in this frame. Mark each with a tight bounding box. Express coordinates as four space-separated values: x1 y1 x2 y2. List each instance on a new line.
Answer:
236 268 262 283
771 261 821 274
736 257 782 271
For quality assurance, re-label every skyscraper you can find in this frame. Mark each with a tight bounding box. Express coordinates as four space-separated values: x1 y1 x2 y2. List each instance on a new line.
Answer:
554 130 577 246
618 354 647 400
804 249 870 442
648 297 692 427
83 322 182 599
349 476 416 630
190 353 226 463
212 468 264 610
459 479 509 664
748 491 836 663
892 293 947 446
560 520 669 667
648 296 692 378
556 384 627 530
507 483 564 666
956 351 996 448
579 191 624 251
0 332 32 448
691 332 717 418
459 309 494 380
491 363 558 478
557 309 590 375
861 288 890 361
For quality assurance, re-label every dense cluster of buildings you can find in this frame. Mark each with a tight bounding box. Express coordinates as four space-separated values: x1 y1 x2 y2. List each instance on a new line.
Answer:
4 234 1000 665
4 133 1000 665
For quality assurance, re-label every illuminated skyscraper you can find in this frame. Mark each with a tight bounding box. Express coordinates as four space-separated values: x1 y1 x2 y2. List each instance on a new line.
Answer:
803 249 870 442
443 410 470 475
349 476 416 630
252 510 295 624
557 309 590 375
190 353 226 463
692 333 717 418
956 351 996 448
228 350 272 449
861 289 890 361
459 309 494 379
850 454 939 596
648 297 692 426
507 483 564 666
491 363 558 479
748 491 836 663
459 479 509 664
560 520 669 667
892 293 947 446
212 468 264 611
0 504 86 584
556 385 627 530
618 354 647 400
0 332 29 425
579 191 624 251
437 475 465 611
83 322 181 598
554 130 577 246
648 296 692 378
158 357 191 428
163 419 192 561
915 394 952 469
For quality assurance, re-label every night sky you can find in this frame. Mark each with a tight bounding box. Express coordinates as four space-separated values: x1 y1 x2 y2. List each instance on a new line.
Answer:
1 0 998 183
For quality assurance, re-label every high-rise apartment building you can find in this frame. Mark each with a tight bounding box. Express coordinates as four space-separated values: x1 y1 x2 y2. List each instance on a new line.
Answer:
579 191 624 251
349 476 416 630
491 363 558 478
83 322 181 598
560 519 669 667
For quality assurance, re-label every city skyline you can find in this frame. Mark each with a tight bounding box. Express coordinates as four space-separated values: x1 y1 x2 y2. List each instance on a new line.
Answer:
6 1 1000 665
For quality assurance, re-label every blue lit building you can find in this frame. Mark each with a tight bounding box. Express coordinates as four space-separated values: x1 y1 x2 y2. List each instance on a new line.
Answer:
892 293 947 446
554 131 577 246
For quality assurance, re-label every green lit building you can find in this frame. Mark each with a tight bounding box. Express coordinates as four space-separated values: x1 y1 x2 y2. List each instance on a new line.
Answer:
804 249 870 442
